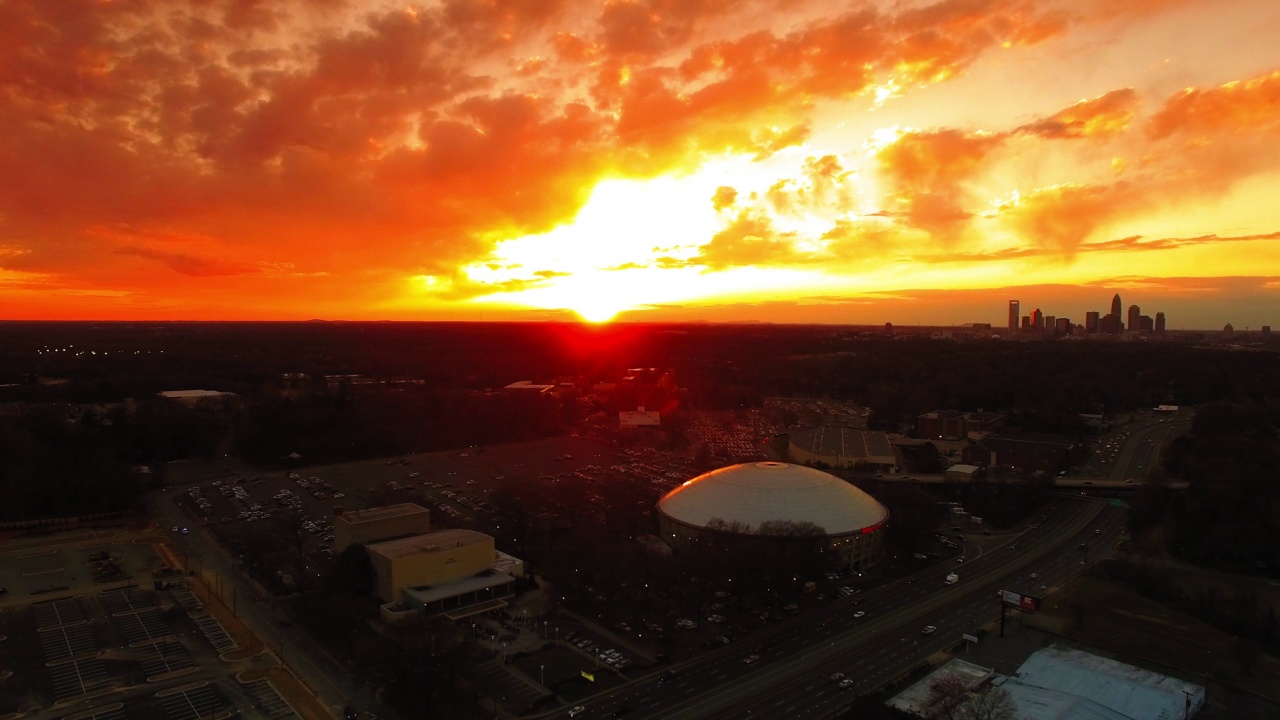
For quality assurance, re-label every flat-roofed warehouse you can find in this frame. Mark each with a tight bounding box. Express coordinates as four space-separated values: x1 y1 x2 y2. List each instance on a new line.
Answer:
789 426 897 470
657 462 888 569
368 529 522 606
333 503 431 552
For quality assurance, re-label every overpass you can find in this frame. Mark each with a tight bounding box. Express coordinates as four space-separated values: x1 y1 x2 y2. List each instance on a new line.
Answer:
865 474 1187 491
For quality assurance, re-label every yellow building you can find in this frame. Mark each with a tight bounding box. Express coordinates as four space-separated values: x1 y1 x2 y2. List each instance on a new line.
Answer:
333 503 431 552
368 529 500 603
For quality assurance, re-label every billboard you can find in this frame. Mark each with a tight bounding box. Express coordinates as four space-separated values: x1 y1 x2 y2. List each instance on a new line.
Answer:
1001 590 1041 612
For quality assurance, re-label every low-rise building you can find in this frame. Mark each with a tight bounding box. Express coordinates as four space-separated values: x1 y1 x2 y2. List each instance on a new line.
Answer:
789 426 895 469
333 503 431 553
367 529 524 618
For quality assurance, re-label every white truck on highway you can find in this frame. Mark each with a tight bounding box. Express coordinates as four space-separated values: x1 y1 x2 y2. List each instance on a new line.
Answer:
945 573 959 585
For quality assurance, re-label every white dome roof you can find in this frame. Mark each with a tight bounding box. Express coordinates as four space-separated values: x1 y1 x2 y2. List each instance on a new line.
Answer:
658 462 887 536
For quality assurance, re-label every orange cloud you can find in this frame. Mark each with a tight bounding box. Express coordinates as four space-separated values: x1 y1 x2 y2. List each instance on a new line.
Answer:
711 186 738 212
1000 182 1141 255
875 129 1003 240
909 230 1280 264
692 211 802 270
1147 70 1280 139
1019 88 1139 139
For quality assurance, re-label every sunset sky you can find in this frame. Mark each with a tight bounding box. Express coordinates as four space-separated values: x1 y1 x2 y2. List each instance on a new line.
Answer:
2 0 1278 328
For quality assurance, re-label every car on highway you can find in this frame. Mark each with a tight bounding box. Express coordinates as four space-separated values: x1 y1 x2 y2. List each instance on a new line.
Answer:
921 625 937 635
830 672 845 682
569 707 585 717
839 678 855 688
743 655 759 665
853 611 866 618
1030 573 1038 579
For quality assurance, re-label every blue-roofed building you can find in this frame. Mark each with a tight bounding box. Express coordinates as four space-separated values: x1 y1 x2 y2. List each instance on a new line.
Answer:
998 645 1205 720
887 646 1204 720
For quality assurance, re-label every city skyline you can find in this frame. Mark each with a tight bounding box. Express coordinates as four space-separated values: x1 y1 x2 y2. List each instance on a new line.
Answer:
1 1 1278 325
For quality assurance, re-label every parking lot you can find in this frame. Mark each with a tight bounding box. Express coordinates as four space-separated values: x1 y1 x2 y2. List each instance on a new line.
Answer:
49 657 111 700
116 608 171 645
102 586 157 615
192 614 239 653
38 620 98 662
140 639 197 679
0 530 162 607
465 652 549 715
240 676 298 719
155 683 229 720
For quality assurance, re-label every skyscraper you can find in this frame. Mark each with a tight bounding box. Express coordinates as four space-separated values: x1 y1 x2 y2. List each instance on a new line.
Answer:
1085 311 1100 334
1008 300 1020 333
1107 293 1124 334
1155 312 1166 335
1128 305 1141 335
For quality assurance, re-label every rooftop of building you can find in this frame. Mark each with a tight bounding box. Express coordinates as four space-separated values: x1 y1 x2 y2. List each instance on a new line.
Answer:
658 462 888 536
401 570 517 606
887 658 995 717
996 645 1205 720
368 528 492 559
335 503 430 526
158 389 235 398
790 426 895 461
983 431 1076 448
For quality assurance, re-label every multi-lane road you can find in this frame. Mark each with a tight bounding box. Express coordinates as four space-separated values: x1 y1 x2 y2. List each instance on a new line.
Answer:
565 496 1125 719
149 492 383 719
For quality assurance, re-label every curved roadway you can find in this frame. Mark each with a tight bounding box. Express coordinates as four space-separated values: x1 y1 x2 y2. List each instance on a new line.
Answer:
566 496 1125 719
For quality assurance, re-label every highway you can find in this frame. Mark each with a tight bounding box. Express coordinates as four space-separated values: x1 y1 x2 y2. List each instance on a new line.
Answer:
565 495 1125 719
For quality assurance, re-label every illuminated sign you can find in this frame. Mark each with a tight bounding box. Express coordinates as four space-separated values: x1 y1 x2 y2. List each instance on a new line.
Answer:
581 671 595 682
1001 590 1041 612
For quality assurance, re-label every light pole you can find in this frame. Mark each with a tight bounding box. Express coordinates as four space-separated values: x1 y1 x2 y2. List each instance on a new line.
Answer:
540 664 545 686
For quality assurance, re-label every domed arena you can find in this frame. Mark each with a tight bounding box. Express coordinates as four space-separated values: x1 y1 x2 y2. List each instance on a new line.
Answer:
657 462 888 569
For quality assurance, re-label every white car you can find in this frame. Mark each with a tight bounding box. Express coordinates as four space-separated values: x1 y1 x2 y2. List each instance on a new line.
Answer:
569 707 586 717
853 611 866 618
921 625 937 635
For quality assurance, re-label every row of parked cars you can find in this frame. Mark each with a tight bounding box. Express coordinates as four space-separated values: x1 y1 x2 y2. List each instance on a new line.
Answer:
567 632 632 670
